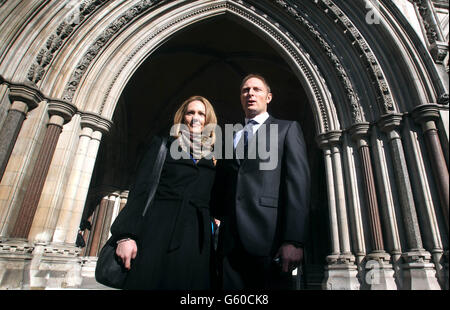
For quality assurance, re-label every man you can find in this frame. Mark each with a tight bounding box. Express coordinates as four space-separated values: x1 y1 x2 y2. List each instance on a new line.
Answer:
211 74 311 289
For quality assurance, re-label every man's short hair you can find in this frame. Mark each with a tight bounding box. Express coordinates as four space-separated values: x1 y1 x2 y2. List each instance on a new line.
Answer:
240 74 272 93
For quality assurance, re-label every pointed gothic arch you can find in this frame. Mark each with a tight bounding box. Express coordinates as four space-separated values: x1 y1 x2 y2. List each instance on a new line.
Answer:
0 0 447 290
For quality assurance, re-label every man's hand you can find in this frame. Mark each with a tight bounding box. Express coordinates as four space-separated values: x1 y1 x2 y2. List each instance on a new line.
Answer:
275 243 304 273
115 239 137 270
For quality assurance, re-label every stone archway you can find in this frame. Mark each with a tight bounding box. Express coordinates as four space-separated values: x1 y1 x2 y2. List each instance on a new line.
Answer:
0 0 447 290
80 14 329 289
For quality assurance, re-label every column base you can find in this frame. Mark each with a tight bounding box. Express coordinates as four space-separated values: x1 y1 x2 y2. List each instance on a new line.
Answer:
401 250 441 290
430 249 446 289
30 242 82 289
444 250 449 290
362 252 397 290
0 239 85 289
0 238 33 289
322 254 360 290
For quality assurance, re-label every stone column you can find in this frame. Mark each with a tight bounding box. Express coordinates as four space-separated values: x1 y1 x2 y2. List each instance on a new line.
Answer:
0 84 40 181
52 112 110 246
378 113 440 290
350 123 396 290
412 104 449 230
370 126 403 287
111 191 123 226
86 196 108 257
119 191 128 213
342 133 366 279
322 146 340 257
52 126 93 243
0 80 8 128
330 144 352 256
99 193 118 247
63 114 110 245
402 115 446 288
9 100 76 239
318 132 359 290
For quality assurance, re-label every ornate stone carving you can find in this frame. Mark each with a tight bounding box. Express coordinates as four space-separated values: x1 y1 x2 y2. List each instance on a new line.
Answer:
413 0 449 64
316 0 395 114
430 41 449 64
414 0 439 43
223 1 332 130
27 0 110 84
62 0 162 102
275 0 364 123
100 0 332 132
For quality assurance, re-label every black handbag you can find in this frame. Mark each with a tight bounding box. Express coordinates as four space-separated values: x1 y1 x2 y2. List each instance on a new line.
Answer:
95 137 168 289
94 237 128 289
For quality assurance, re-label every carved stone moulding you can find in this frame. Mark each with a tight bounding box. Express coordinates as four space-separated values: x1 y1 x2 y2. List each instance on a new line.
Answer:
316 130 342 149
62 0 163 102
349 122 371 140
430 41 449 64
411 103 441 124
378 112 404 133
0 238 34 256
274 0 365 124
47 99 78 125
27 0 111 84
313 0 396 114
8 83 45 110
80 111 113 134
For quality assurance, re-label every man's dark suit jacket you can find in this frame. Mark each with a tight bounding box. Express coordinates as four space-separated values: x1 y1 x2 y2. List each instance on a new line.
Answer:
212 115 311 258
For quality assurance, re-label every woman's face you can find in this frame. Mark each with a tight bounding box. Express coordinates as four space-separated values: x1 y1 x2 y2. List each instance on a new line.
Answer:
183 100 206 134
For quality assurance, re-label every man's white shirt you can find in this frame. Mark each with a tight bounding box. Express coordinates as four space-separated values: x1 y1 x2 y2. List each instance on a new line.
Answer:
233 112 270 149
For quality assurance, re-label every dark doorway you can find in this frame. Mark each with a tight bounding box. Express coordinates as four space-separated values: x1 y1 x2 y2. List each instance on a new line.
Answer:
83 15 329 289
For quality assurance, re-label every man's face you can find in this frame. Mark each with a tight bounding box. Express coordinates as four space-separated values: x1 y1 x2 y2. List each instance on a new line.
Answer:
240 77 272 118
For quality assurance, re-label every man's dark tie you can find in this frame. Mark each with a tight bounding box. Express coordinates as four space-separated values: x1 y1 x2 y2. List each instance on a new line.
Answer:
244 119 258 158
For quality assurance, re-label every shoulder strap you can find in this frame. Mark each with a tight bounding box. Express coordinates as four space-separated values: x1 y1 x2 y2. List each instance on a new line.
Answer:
142 136 168 217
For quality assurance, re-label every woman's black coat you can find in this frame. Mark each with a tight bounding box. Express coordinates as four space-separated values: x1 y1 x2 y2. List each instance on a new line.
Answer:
110 136 216 290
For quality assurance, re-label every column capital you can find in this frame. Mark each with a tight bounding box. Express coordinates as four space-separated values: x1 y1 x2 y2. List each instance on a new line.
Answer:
80 111 113 134
377 113 403 133
411 103 440 125
429 41 449 64
109 191 121 199
349 122 371 141
47 99 77 125
316 130 342 149
8 83 44 110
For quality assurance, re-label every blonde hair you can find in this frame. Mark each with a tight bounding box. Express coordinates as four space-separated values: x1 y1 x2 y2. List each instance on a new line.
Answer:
173 95 217 146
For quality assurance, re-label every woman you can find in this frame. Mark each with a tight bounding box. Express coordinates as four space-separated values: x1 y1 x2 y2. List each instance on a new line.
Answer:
110 95 218 289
